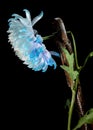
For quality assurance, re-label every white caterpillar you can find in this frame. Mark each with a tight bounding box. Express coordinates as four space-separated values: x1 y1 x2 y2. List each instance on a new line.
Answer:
7 9 58 72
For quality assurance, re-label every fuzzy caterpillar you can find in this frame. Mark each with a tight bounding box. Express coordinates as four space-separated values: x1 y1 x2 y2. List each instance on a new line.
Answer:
7 9 58 72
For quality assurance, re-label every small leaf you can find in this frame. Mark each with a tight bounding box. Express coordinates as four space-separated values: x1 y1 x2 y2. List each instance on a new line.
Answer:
73 108 93 130
61 65 70 73
73 71 79 80
61 48 79 81
62 48 74 69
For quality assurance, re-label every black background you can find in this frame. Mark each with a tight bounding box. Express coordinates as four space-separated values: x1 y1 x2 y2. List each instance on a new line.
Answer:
0 0 93 129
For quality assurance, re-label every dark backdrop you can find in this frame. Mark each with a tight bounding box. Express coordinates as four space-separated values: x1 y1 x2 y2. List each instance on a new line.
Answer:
0 0 93 129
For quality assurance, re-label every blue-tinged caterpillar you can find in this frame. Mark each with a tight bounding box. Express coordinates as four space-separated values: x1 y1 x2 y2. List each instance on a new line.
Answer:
7 9 59 72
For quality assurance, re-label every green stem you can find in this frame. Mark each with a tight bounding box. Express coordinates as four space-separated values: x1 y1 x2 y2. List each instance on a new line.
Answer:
42 31 58 40
67 78 79 130
67 31 79 70
80 51 93 71
67 89 76 130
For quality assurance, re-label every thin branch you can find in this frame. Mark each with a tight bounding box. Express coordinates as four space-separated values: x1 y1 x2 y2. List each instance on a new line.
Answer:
53 17 88 130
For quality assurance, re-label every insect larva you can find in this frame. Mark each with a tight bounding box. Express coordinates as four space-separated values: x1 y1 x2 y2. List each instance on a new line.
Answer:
7 9 58 72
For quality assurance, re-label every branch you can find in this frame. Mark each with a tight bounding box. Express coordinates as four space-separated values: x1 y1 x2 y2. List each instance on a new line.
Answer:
53 17 89 130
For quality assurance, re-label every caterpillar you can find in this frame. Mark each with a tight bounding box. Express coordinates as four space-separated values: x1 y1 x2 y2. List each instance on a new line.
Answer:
7 9 59 72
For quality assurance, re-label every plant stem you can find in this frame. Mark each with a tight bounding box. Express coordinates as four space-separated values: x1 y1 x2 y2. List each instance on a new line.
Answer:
80 51 93 71
67 31 79 70
67 78 78 130
42 31 58 40
68 89 76 130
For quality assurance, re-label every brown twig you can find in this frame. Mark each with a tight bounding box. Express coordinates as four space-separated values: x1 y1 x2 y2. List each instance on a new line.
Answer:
53 17 89 130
